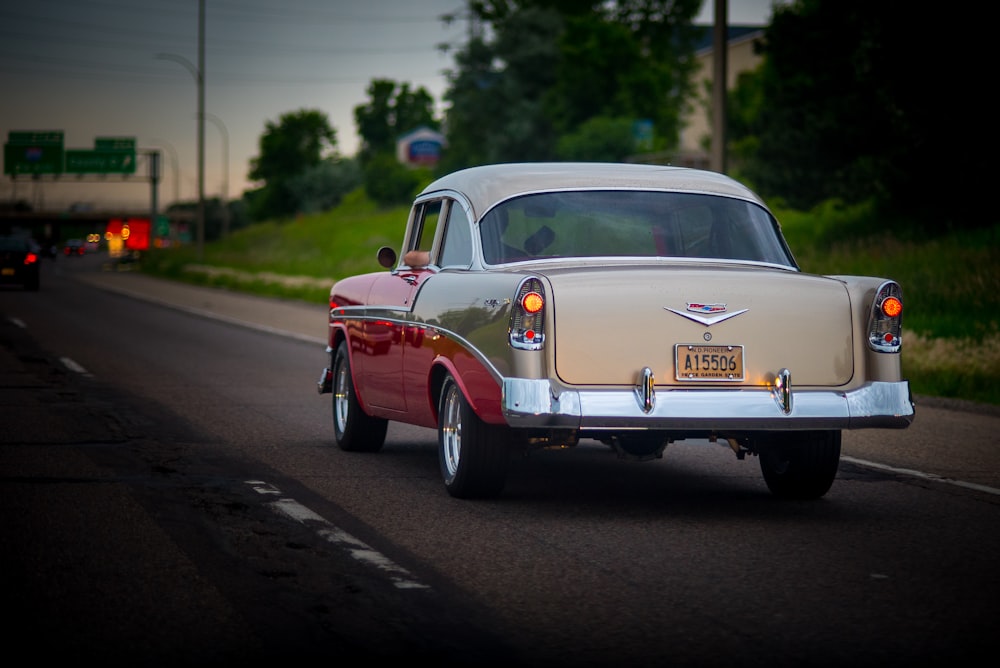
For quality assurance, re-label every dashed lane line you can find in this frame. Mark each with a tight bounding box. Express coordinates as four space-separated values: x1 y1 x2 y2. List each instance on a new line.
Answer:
245 480 431 590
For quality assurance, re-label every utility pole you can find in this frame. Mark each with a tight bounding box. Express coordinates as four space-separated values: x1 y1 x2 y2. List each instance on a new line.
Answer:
196 0 205 259
711 0 728 174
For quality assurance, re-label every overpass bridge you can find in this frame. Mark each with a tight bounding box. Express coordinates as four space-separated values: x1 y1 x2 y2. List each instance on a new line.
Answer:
0 208 195 245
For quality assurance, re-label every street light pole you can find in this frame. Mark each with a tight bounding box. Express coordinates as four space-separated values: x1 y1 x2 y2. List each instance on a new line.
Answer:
197 0 205 257
154 0 205 259
203 112 229 238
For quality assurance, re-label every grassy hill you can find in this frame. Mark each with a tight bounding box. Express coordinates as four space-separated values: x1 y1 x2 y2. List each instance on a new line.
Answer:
142 188 1000 406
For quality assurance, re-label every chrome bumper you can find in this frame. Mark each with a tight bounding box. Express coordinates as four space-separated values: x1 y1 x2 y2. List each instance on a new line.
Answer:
501 379 914 431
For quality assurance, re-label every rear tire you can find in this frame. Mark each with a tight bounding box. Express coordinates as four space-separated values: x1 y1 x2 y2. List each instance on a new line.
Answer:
438 374 510 499
758 430 841 499
332 340 387 452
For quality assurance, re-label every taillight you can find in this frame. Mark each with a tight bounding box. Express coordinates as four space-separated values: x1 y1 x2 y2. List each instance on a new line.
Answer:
868 281 903 352
25 253 38 265
509 278 545 350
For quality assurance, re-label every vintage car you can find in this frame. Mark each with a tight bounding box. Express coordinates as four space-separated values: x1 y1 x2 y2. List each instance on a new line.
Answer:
317 163 913 500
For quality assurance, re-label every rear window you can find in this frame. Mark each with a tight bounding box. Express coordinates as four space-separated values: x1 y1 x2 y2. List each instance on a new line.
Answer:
479 190 794 267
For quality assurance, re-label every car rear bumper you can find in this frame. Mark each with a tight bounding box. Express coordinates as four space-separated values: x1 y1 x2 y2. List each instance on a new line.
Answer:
501 379 914 430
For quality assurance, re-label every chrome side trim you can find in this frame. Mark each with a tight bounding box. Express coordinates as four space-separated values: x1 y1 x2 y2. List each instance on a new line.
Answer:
501 379 914 430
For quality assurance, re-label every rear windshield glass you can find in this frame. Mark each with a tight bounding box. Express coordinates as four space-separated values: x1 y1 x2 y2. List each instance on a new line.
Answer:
479 190 794 267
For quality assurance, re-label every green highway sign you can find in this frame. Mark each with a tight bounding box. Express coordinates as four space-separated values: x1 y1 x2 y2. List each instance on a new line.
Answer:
4 131 139 176
7 130 64 146
4 143 65 175
95 137 136 151
4 130 65 175
65 149 137 174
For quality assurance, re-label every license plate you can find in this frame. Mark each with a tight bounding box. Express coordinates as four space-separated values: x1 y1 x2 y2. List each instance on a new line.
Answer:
1 268 14 276
675 344 744 381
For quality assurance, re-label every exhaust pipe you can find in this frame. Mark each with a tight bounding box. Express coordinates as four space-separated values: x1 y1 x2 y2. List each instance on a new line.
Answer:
317 367 332 394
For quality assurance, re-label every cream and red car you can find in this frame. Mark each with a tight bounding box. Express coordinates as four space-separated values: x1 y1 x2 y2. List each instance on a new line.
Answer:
317 163 913 499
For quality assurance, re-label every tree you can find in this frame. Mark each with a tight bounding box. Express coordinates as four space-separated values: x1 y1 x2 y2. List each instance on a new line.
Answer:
247 109 338 220
441 0 701 168
354 79 438 166
732 0 990 232
556 116 637 161
285 158 362 214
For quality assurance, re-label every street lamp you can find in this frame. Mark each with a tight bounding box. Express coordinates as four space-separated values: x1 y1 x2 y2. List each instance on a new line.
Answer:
154 0 205 258
202 112 230 238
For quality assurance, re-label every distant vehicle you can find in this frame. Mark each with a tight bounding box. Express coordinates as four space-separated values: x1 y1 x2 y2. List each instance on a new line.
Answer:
316 162 914 500
63 239 86 257
0 235 41 290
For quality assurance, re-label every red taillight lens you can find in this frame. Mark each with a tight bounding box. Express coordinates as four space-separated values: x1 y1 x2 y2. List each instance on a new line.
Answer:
510 279 546 350
521 291 544 313
881 296 902 318
25 253 38 264
868 281 903 353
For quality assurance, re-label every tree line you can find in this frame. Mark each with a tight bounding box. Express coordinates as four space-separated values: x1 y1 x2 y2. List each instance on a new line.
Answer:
219 0 988 238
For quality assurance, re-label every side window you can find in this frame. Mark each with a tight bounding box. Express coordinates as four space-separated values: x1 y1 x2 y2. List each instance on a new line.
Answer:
438 202 472 268
410 200 443 258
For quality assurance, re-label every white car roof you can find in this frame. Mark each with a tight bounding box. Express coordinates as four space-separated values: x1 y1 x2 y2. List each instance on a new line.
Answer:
418 162 768 219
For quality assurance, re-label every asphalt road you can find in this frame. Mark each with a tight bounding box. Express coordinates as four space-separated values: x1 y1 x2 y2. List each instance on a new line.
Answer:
2 254 998 667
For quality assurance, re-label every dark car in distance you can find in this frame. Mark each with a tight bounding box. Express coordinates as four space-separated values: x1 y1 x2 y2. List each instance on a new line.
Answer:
0 236 41 290
63 238 86 257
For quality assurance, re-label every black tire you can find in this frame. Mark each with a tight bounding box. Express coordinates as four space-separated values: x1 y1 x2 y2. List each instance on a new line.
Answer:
332 340 387 452
438 374 510 499
758 430 841 499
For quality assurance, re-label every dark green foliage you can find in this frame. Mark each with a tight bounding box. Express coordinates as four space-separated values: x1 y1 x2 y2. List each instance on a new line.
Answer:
353 79 438 167
441 0 701 167
733 0 991 234
247 109 339 220
556 116 637 161
363 153 425 207
285 159 362 214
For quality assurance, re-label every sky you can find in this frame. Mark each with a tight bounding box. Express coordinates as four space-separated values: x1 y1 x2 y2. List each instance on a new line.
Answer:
0 0 780 209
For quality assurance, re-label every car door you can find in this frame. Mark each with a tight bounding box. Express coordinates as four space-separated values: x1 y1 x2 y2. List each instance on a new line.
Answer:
361 199 443 413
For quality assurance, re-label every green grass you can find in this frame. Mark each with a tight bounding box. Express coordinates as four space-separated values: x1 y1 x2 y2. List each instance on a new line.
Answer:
142 188 1000 406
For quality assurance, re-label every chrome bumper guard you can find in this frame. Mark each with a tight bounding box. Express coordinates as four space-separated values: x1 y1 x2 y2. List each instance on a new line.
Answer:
501 379 914 431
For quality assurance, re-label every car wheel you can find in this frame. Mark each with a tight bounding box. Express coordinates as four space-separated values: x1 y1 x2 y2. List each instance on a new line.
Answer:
438 374 510 499
332 340 387 452
758 430 841 499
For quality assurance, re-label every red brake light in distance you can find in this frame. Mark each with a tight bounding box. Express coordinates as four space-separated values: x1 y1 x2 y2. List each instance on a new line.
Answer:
881 296 902 318
25 253 38 264
521 292 544 313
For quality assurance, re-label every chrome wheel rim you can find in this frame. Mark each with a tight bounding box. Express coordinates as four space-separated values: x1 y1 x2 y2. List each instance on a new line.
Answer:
441 384 462 479
333 358 349 434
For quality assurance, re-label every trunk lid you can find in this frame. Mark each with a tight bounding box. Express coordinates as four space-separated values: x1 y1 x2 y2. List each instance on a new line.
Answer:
543 263 854 388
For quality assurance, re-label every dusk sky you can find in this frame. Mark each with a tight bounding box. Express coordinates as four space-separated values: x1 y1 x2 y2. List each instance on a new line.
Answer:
1 0 779 209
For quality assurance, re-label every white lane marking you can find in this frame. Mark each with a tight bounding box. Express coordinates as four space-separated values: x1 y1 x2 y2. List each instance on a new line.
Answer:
245 480 430 590
59 356 92 377
842 456 1000 496
8 317 26 328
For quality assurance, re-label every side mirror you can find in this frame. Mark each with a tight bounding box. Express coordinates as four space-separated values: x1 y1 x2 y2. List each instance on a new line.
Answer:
377 246 397 268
